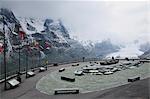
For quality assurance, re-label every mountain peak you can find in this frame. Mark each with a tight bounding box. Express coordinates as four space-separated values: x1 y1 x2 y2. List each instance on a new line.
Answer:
0 8 19 24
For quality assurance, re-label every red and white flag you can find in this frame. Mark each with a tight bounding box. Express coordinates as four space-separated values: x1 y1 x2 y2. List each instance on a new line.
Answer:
18 27 26 40
45 41 52 49
34 41 40 49
0 44 4 53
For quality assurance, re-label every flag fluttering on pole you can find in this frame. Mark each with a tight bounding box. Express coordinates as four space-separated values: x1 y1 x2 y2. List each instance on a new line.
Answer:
45 41 52 49
19 27 26 40
0 43 4 53
15 25 26 40
34 41 40 49
19 31 25 40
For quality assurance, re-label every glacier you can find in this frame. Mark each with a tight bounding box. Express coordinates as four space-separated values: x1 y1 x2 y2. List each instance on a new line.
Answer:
106 44 144 59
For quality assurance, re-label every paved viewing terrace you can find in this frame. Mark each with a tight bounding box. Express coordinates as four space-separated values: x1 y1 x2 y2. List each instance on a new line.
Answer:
0 60 150 99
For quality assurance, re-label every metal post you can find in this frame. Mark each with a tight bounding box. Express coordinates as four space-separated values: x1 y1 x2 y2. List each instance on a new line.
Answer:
3 16 7 90
83 57 85 62
25 44 28 78
38 49 40 67
17 24 21 82
19 45 21 73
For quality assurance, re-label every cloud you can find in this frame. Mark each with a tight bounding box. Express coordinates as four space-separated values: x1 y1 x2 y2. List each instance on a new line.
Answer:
1 1 150 44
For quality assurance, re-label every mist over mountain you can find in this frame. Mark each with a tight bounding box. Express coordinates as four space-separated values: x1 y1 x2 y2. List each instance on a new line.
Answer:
0 8 119 66
139 42 150 52
0 8 150 76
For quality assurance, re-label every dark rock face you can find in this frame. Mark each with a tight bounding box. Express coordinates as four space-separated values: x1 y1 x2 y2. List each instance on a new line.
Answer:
44 19 53 28
27 23 36 31
59 20 70 39
44 19 70 39
0 8 19 24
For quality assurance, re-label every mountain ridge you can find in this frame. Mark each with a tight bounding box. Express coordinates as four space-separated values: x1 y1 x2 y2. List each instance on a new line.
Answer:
0 8 121 76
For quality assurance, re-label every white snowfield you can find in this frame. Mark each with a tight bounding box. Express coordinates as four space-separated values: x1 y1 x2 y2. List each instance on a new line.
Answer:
106 44 144 59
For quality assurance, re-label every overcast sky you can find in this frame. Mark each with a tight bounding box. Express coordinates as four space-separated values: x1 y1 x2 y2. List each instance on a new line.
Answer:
1 0 150 44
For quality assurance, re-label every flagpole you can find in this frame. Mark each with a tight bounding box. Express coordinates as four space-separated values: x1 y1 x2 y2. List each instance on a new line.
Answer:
18 25 21 74
19 44 21 73
17 24 21 82
39 49 40 66
25 41 29 78
3 16 7 90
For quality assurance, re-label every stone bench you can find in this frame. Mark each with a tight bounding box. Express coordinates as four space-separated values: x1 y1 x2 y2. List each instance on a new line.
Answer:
61 76 75 82
72 64 79 66
128 76 140 82
39 67 46 72
27 71 35 77
54 88 79 95
7 78 20 89
53 63 58 66
59 68 65 72
74 70 83 76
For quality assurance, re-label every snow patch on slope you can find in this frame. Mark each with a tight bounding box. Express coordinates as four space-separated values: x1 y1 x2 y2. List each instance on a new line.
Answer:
18 17 45 34
106 44 144 59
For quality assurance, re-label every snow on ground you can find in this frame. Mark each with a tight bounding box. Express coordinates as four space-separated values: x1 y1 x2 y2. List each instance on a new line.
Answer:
106 44 144 59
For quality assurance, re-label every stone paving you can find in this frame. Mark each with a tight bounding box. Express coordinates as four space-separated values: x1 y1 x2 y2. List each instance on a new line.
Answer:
0 61 149 99
36 61 150 95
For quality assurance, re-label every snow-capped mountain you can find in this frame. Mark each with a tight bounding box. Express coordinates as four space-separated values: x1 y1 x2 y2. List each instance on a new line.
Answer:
0 8 120 60
18 17 45 35
0 8 122 67
18 17 70 47
0 8 71 54
1 8 150 79
0 8 76 70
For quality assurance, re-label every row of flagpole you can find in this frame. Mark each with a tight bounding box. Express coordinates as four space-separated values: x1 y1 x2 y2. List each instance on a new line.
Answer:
3 16 7 90
1 15 38 90
1 15 85 90
2 15 21 90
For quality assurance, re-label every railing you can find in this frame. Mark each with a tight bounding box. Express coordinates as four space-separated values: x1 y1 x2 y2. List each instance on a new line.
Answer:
0 57 149 82
0 57 101 81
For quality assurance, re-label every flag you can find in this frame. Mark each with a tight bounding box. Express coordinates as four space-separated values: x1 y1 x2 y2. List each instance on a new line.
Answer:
45 41 51 49
17 26 26 40
34 41 40 49
0 44 4 53
19 31 25 40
